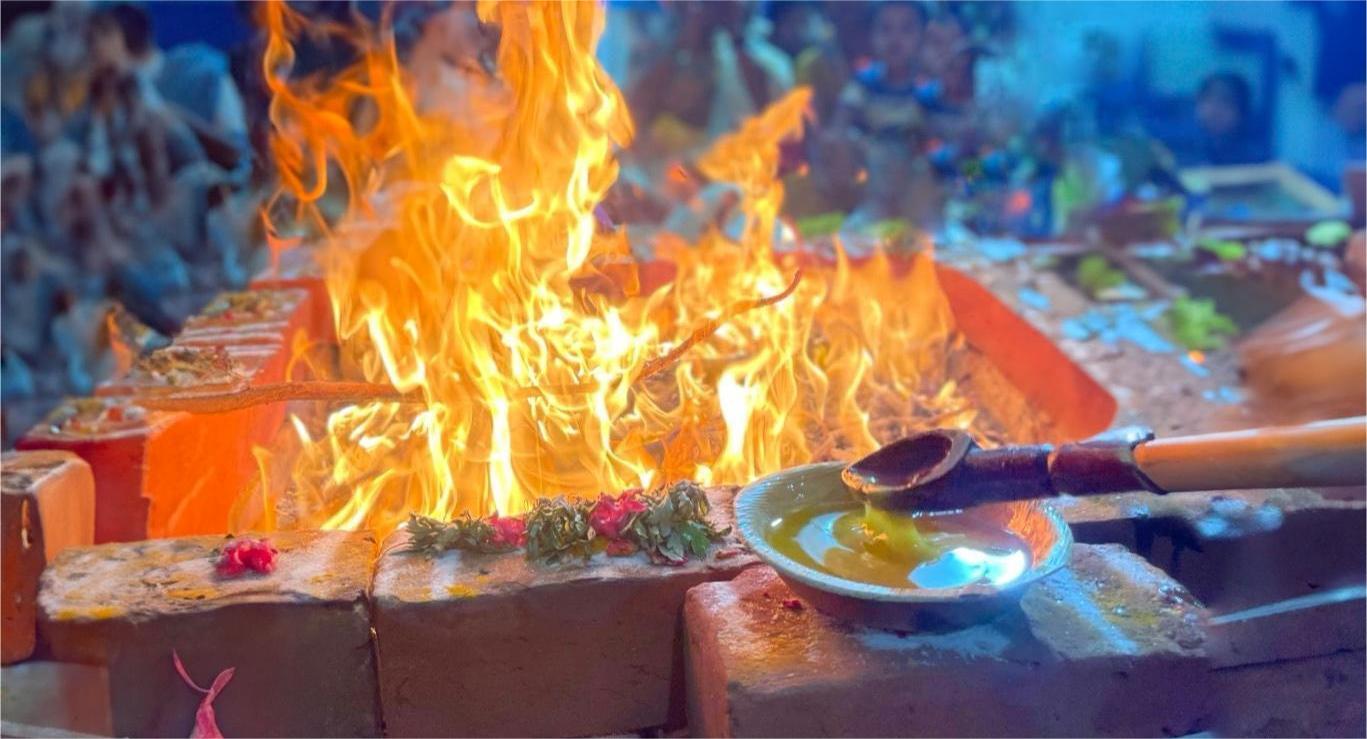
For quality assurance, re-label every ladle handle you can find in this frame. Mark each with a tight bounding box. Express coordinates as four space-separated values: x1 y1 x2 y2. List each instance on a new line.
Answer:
1129 416 1366 492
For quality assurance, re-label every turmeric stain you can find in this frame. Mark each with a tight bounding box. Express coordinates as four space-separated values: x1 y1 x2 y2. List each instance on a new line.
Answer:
445 584 479 598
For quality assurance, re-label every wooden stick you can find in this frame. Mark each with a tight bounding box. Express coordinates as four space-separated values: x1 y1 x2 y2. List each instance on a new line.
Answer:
635 269 802 382
1133 415 1366 492
135 381 412 413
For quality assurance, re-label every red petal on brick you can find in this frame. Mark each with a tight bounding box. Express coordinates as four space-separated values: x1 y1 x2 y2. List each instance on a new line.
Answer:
173 650 235 738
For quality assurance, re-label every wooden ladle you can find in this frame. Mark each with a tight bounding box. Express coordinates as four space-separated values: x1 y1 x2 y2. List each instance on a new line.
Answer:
843 416 1366 513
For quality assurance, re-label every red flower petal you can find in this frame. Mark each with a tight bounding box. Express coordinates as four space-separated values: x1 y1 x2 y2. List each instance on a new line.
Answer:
216 539 278 577
488 515 527 548
589 495 625 540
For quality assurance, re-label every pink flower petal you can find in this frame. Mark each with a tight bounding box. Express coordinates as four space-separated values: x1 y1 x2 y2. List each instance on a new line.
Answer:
173 650 235 738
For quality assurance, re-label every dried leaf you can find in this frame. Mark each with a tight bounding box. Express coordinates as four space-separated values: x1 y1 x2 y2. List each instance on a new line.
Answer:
402 482 726 565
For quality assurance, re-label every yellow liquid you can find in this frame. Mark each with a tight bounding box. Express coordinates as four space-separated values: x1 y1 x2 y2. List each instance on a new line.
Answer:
768 503 1031 590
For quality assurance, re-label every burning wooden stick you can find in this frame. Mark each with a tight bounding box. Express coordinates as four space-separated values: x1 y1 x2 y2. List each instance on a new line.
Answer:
635 269 802 382
135 381 413 413
135 271 803 415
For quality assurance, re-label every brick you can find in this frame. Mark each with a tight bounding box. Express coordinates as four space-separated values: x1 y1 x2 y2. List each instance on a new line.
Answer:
96 344 284 397
2 452 95 664
1211 650 1366 736
1060 488 1366 611
250 247 335 344
1 451 96 563
17 398 256 541
177 288 314 348
371 486 757 737
38 530 379 737
685 545 1211 737
1208 587 1365 668
0 660 111 736
175 287 333 385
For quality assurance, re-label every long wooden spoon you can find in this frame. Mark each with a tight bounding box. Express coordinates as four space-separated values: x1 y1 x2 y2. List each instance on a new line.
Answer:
844 416 1366 513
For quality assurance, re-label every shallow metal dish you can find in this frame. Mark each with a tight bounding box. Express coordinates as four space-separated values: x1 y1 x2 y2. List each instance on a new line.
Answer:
735 461 1073 630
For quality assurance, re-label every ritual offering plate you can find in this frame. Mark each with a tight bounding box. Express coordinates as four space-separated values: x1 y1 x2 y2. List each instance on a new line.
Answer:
735 462 1072 630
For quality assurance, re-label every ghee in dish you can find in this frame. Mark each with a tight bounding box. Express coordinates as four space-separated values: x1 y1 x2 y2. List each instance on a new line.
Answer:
767 502 1031 590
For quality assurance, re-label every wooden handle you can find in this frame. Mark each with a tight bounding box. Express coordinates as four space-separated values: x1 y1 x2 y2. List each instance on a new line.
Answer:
1133 416 1366 492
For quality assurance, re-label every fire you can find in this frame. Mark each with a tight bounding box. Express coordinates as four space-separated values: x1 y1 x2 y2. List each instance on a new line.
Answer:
258 1 981 536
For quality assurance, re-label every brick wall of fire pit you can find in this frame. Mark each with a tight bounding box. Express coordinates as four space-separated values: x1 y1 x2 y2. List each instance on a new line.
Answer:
4 253 1363 737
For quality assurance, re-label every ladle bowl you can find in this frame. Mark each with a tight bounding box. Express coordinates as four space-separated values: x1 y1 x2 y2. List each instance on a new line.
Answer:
735 462 1074 630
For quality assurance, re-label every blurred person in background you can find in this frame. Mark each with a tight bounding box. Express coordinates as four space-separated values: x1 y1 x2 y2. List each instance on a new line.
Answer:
628 0 792 166
766 1 846 122
1176 72 1270 166
89 2 249 180
822 1 942 233
1 0 262 440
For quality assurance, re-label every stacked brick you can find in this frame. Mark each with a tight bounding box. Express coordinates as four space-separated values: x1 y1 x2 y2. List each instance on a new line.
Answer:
17 282 328 542
24 488 1366 737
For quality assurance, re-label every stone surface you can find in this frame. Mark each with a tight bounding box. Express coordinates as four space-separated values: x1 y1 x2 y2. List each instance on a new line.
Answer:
1212 649 1366 737
0 660 111 736
2 451 95 664
37 530 379 737
685 545 1211 737
372 486 757 737
1206 584 1366 669
1060 487 1366 611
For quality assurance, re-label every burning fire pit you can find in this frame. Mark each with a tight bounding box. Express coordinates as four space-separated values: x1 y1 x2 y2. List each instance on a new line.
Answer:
6 2 1362 738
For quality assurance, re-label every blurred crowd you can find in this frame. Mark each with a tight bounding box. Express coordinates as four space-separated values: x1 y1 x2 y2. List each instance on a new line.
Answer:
1 2 262 425
1 0 1364 439
603 0 1365 241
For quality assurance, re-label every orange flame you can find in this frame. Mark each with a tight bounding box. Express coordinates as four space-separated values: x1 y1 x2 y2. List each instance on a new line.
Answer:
259 1 976 535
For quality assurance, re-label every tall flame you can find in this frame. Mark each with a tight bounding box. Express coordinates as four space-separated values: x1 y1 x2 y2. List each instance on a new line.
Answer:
260 1 979 535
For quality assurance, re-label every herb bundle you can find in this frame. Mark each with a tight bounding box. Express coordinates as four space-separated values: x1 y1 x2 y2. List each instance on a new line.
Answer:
404 481 729 565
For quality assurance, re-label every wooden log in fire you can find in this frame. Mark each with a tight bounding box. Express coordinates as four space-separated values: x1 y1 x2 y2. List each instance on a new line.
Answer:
137 271 803 415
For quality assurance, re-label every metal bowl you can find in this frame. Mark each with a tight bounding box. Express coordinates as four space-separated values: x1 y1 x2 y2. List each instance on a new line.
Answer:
735 462 1074 630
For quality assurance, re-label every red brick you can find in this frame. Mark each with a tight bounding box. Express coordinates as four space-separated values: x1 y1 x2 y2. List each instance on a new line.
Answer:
685 545 1211 737
17 396 276 541
38 530 379 737
2 451 95 664
96 344 283 397
18 399 161 543
177 288 313 347
371 486 757 737
250 247 335 344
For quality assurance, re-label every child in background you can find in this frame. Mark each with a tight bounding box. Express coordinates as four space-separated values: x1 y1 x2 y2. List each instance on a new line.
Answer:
823 2 941 233
766 2 846 122
1186 72 1268 166
829 1 927 142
